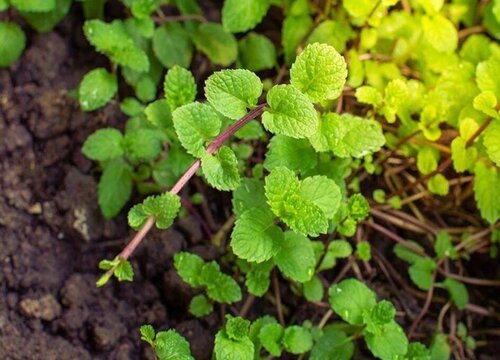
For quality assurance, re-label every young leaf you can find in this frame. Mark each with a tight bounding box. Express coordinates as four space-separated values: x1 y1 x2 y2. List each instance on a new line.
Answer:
357 241 372 261
153 22 193 69
124 128 164 161
154 330 194 360
434 232 458 260
231 208 283 263
139 324 155 345
264 135 317 173
356 86 383 107
473 91 499 119
274 231 316 283
201 146 241 191
192 23 238 66
145 100 173 130
189 294 213 317
310 326 354 360
328 278 377 325
299 176 342 219
484 120 500 166
476 53 500 98
173 252 204 287
128 192 181 230
238 33 277 72
164 66 197 111
222 0 270 33
232 178 268 217
173 102 222 157
259 323 284 357
226 316 251 341
0 22 26 68
282 326 313 354
79 68 118 112
474 162 500 224
83 20 149 72
205 69 263 120
262 84 319 139
245 261 273 296
303 275 324 302
422 14 458 53
11 0 55 12
20 0 72 33
428 174 449 196
82 128 124 161
442 279 468 310
364 321 409 360
201 262 242 304
114 258 134 282
290 43 347 102
98 158 133 218
408 258 436 290
430 334 451 360
214 329 254 360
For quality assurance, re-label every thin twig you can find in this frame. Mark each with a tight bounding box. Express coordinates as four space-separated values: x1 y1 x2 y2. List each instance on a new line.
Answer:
409 272 437 338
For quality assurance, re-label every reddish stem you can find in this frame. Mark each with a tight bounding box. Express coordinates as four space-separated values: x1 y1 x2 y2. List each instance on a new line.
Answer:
116 104 266 261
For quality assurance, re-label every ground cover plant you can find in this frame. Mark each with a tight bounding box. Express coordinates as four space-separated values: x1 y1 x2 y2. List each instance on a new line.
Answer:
1 0 500 359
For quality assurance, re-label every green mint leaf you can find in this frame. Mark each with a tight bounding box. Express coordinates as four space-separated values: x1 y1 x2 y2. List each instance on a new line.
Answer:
114 259 134 282
356 86 383 107
124 128 164 161
347 193 370 220
264 135 317 174
434 232 458 260
238 33 277 72
430 333 451 360
274 231 316 283
442 279 468 310
82 128 124 161
314 113 385 158
232 178 267 217
222 0 270 33
120 97 144 117
131 0 158 19
403 342 431 360
408 258 436 290
422 14 458 53
0 22 26 68
303 275 324 302
154 330 194 360
231 208 283 263
474 162 500 224
139 324 155 345
259 323 283 357
128 193 181 230
343 0 378 21
265 167 328 236
201 146 241 191
201 262 242 304
172 102 221 157
451 137 477 173
428 174 449 196
306 19 354 53
328 278 377 325
20 0 72 33
173 252 204 288
365 321 409 360
245 261 273 296
476 52 500 98
134 75 156 102
262 84 319 139
145 99 173 131
417 147 439 175
282 326 313 355
356 241 372 261
205 69 263 120
225 316 251 341
310 326 354 360
299 175 342 219
214 329 254 360
393 242 426 264
473 91 499 119
84 20 149 72
98 158 133 218
484 120 500 166
282 12 312 64
79 68 118 112
290 43 347 102
164 66 197 111
192 23 237 66
189 294 213 317
365 300 396 330
153 22 193 69
318 240 353 271
11 0 55 12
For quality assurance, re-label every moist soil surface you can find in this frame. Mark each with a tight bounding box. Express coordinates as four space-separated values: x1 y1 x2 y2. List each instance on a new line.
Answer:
1 2 500 360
